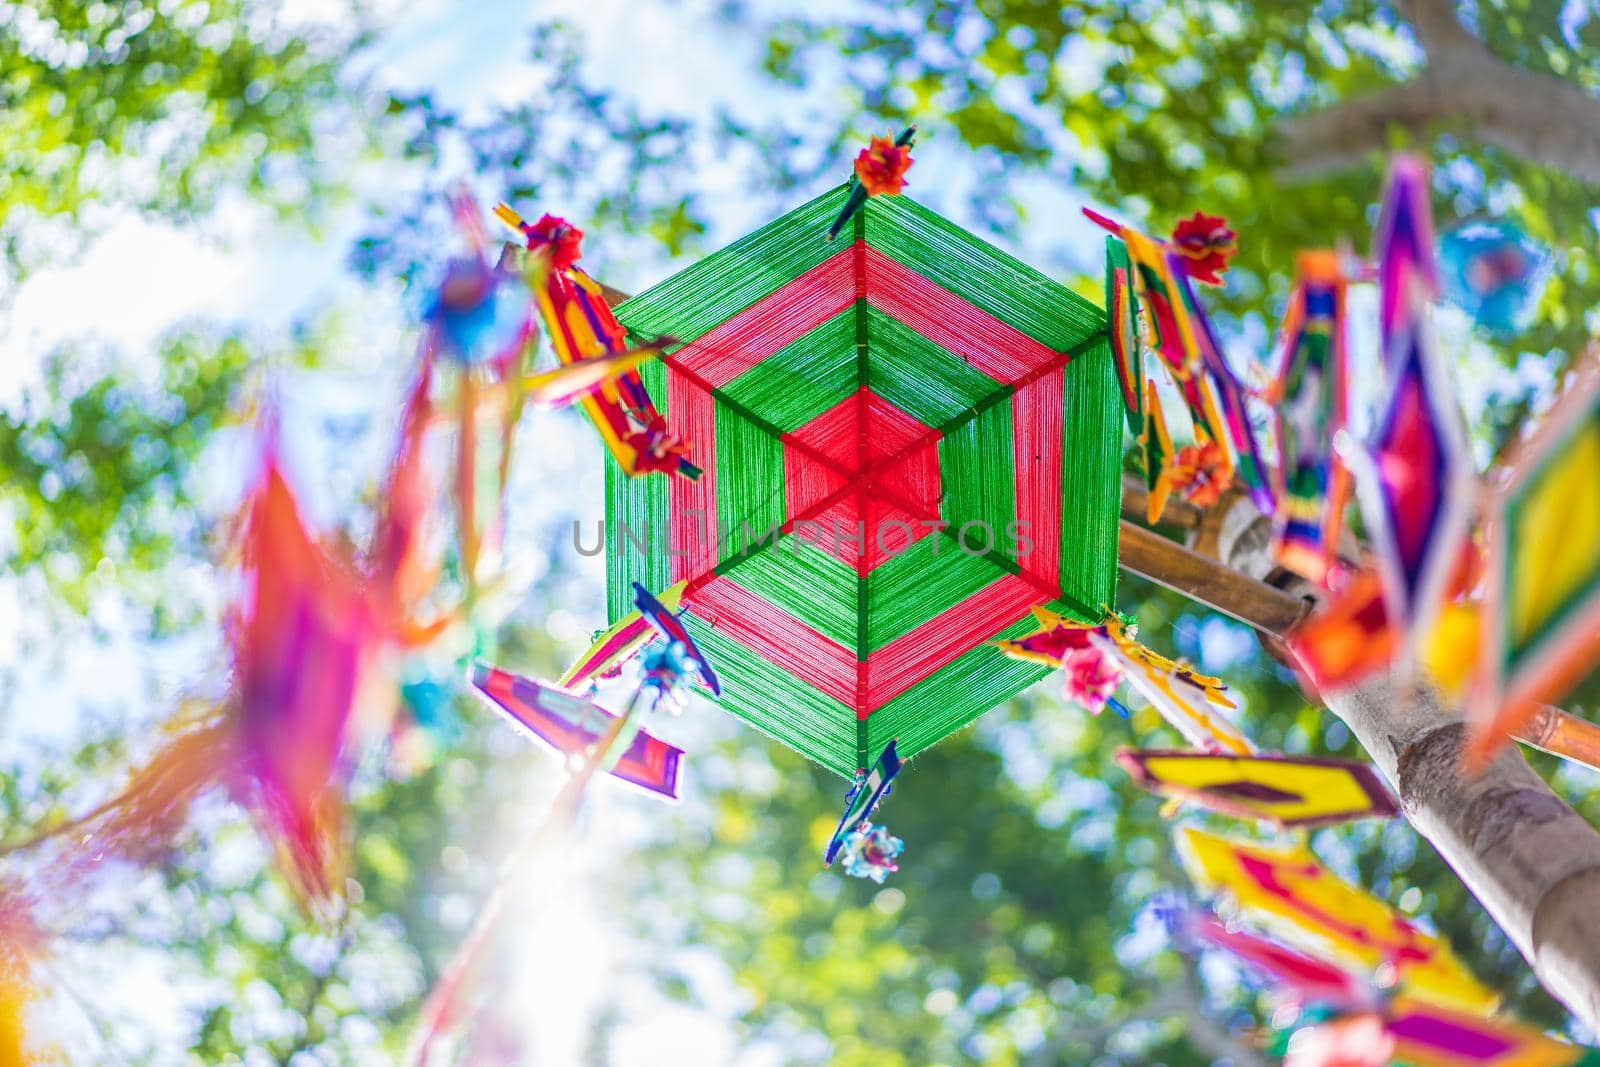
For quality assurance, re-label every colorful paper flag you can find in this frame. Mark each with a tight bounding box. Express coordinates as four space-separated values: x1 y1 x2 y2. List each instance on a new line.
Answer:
1352 283 1474 668
1288 568 1399 693
1117 749 1397 828
1143 376 1178 524
1092 626 1254 755
1105 235 1144 434
1186 911 1372 1009
1373 155 1440 359
1171 253 1273 514
1269 250 1352 584
1471 355 1600 764
1176 827 1497 1014
472 663 683 799
558 580 689 690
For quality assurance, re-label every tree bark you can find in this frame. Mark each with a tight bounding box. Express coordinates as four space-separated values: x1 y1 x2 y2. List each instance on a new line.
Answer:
1218 505 1600 1031
1276 0 1600 183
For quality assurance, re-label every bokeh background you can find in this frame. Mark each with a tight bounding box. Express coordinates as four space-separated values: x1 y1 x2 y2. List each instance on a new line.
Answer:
3 0 1599 1063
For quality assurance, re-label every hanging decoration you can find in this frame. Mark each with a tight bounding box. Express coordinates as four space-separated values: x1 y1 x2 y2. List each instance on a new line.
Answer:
825 738 903 882
1287 568 1399 693
558 579 690 690
605 176 1122 777
827 127 916 240
369 354 454 648
1140 375 1178 524
1117 750 1397 828
1265 250 1352 585
474 581 719 800
1469 353 1600 765
1438 220 1552 336
1169 212 1238 286
1090 619 1254 755
1169 242 1274 515
425 194 534 370
1286 997 1599 1067
1167 440 1232 508
1174 908 1372 1010
420 192 542 602
522 341 667 408
1373 155 1440 361
1104 236 1144 433
1092 208 1274 516
0 888 40 1065
1176 827 1496 1014
1354 158 1476 671
631 581 723 697
993 605 1130 717
472 665 685 799
1084 209 1234 481
229 447 390 906
493 204 702 480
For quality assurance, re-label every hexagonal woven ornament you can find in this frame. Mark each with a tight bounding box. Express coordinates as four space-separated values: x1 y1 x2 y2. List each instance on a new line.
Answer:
605 184 1122 776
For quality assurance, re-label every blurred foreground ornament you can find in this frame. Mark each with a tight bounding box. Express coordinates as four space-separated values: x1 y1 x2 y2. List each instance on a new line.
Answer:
1169 440 1232 507
1288 997 1598 1067
1438 220 1550 336
1283 1012 1396 1067
230 449 388 905
1267 250 1352 585
1470 353 1600 766
1352 156 1475 674
1174 907 1373 1010
1373 154 1439 360
426 191 534 368
827 126 916 239
0 888 41 1065
825 739 901 873
1118 750 1396 828
1176 827 1496 1014
1288 568 1398 693
426 258 532 368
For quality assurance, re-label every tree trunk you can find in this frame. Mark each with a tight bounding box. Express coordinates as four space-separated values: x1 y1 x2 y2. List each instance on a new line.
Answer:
1218 507 1600 1031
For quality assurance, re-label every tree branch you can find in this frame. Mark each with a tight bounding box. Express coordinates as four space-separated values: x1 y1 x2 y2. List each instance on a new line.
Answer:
1276 0 1600 183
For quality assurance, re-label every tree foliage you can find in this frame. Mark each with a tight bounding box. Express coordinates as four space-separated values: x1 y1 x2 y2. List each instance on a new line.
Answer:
0 0 365 280
736 0 1600 443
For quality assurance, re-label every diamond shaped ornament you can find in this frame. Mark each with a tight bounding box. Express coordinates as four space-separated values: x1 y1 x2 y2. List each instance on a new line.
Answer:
605 185 1123 775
